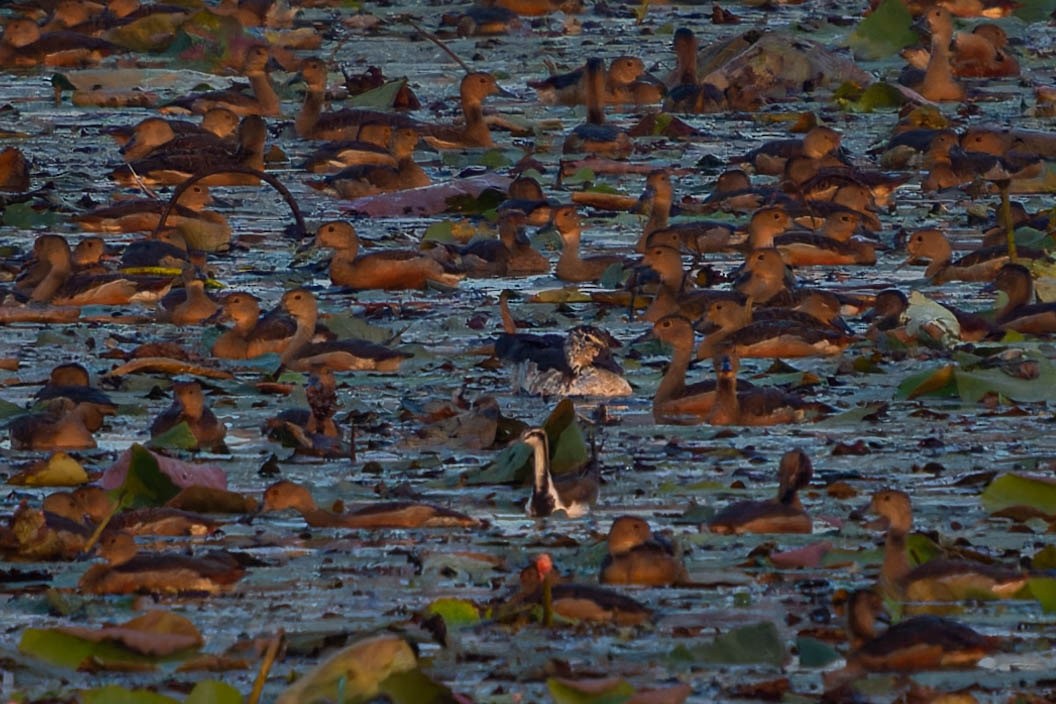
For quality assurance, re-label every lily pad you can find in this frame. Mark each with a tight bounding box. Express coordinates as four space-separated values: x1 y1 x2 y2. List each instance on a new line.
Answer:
672 621 785 666
847 0 917 59
981 473 1056 518
275 634 419 704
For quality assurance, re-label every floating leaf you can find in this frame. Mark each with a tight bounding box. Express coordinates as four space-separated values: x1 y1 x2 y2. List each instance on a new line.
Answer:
424 598 480 629
530 288 593 304
184 680 243 704
80 686 180 704
676 621 785 665
147 420 200 451
836 81 906 112
1027 577 1056 613
275 634 418 704
1015 0 1056 24
8 451 88 486
111 444 182 509
796 636 840 668
981 473 1056 518
376 667 460 704
847 0 917 59
896 365 956 399
348 79 412 109
548 677 635 704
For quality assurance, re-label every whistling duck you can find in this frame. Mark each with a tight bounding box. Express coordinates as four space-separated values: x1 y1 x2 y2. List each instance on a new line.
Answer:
264 366 347 457
600 515 686 586
698 297 856 360
708 449 813 534
8 398 96 451
990 263 1056 335
159 265 219 325
420 72 513 150
498 175 555 226
513 554 651 625
868 489 1026 601
530 56 650 106
548 204 627 283
295 57 416 141
709 356 814 426
0 17 123 67
731 126 845 176
496 324 632 397
149 380 227 452
734 248 798 305
34 363 116 432
161 44 280 116
262 480 477 528
74 183 226 237
635 170 735 254
903 228 1043 283
309 220 462 290
562 58 632 157
496 209 550 275
865 287 997 343
118 110 239 161
522 428 599 518
307 128 430 197
904 7 965 102
211 291 261 359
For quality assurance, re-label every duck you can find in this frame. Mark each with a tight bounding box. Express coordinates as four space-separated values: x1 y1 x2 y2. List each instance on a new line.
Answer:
902 228 1043 283
159 264 219 326
117 109 240 161
708 356 815 426
160 43 280 116
74 183 225 236
868 489 1027 601
495 209 550 275
707 449 813 534
529 56 654 106
263 366 347 457
294 57 417 141
750 214 877 267
307 128 430 198
828 588 998 685
662 28 725 113
8 397 96 451
496 324 632 397
498 175 555 226
16 234 173 306
302 135 400 174
562 57 632 158
149 380 227 452
638 245 740 323
118 231 201 272
698 297 856 360
733 248 798 306
211 291 262 359
261 480 477 528
0 17 123 67
902 16 1017 79
111 115 267 187
865 288 998 343
700 169 792 215
903 7 965 102
273 287 412 372
429 209 549 278
990 263 1056 335
308 220 462 290
33 362 117 432
548 204 627 283
599 515 686 586
635 170 735 254
420 72 512 150
522 427 599 518
78 531 246 595
731 126 845 177
511 554 651 626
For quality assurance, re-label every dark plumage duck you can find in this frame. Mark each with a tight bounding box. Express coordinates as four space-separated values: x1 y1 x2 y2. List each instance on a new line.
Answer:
149 380 227 452
307 128 430 198
708 356 815 426
562 58 632 158
599 515 686 586
708 449 813 534
160 43 280 116
496 325 632 397
33 362 116 432
549 205 627 283
991 263 1056 335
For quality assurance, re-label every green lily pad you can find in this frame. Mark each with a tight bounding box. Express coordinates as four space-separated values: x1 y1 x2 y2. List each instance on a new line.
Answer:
184 681 243 704
674 621 785 665
847 0 918 59
547 677 635 704
80 686 180 704
147 420 200 451
981 473 1056 518
796 636 840 668
115 443 182 509
424 597 481 629
1028 577 1056 612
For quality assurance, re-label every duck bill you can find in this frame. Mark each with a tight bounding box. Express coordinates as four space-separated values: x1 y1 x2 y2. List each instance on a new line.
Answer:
495 84 517 99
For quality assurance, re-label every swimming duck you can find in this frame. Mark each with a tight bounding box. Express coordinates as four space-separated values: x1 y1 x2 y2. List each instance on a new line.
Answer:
78 531 246 595
496 325 632 397
635 170 735 254
903 15 1017 79
161 43 280 116
8 397 96 451
832 589 997 682
498 175 555 226
990 263 1056 335
529 56 655 106
33 362 116 432
513 554 651 626
662 28 725 113
599 515 686 586
865 288 997 343
274 287 412 372
149 380 227 452
904 7 965 102
211 291 261 359
118 231 199 272
522 428 599 518
420 72 513 150
309 220 462 290
698 297 856 360
0 17 123 67
118 109 240 161
731 126 845 177
261 480 477 528
708 449 813 534
295 57 417 141
74 183 223 235
903 228 1043 283
307 128 430 198
159 265 219 326
548 204 627 283
495 209 550 274
733 248 798 306
111 115 267 187
709 356 814 426
868 489 1026 601
264 366 347 457
562 58 632 158
638 245 739 323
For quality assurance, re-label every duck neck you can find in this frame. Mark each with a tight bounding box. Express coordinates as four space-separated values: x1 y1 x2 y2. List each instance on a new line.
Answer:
710 372 739 425
296 88 324 138
881 527 911 592
558 229 582 268
655 338 690 404
461 98 492 148
281 313 316 363
676 42 697 85
998 275 1033 319
248 70 279 115
32 260 71 303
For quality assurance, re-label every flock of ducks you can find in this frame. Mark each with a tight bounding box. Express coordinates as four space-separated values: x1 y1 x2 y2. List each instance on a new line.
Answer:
0 0 1054 700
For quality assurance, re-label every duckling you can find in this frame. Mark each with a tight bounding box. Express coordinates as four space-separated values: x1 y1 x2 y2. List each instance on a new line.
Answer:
496 324 632 397
421 72 512 150
903 228 1044 283
78 531 246 595
307 128 430 198
600 515 686 586
34 362 116 432
990 263 1056 335
211 291 261 359
522 428 599 518
833 589 998 682
708 449 813 534
160 44 280 116
513 554 651 626
563 58 632 158
262 480 477 528
309 220 462 290
8 397 96 450
869 489 1026 601
548 204 627 283
149 380 227 452
275 287 412 372
709 356 814 426
111 115 267 187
